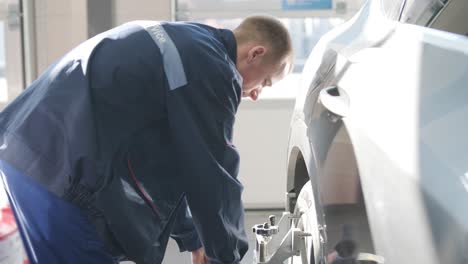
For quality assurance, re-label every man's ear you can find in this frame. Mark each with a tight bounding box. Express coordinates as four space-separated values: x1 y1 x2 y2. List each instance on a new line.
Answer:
247 46 267 63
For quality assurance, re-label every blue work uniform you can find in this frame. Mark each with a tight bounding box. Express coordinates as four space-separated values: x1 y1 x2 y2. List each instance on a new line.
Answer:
0 21 248 264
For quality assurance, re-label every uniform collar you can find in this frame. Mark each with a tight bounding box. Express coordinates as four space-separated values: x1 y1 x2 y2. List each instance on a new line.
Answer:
218 29 238 66
218 29 242 103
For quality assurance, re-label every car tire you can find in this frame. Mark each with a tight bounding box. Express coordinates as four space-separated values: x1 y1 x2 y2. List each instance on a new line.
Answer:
289 181 325 264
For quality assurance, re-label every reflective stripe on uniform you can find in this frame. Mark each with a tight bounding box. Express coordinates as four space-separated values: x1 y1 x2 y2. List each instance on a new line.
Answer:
139 21 188 91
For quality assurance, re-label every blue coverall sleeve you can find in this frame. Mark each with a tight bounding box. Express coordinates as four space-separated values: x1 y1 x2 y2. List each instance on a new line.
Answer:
166 70 248 264
170 198 203 252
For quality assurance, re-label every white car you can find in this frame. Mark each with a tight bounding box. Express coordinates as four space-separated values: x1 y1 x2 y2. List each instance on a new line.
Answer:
285 0 468 263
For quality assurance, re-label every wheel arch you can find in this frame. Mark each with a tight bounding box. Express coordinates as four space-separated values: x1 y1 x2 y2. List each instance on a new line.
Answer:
287 121 376 254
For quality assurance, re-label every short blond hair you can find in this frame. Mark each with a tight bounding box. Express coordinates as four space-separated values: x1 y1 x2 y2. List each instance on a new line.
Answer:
234 15 293 65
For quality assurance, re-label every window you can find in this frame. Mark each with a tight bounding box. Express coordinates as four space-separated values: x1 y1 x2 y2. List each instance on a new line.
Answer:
0 2 24 108
400 0 444 26
185 17 344 73
175 0 365 98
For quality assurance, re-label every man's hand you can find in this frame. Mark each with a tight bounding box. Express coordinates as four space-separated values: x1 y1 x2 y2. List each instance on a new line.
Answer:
191 247 209 264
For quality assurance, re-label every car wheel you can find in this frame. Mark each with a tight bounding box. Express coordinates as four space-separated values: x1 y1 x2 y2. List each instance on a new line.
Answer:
289 181 325 264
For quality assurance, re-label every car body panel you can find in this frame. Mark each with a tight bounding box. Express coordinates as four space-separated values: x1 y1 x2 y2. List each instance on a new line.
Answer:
341 24 468 263
286 0 468 263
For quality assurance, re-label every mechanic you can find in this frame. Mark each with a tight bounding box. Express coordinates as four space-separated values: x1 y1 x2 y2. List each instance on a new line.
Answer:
0 16 293 264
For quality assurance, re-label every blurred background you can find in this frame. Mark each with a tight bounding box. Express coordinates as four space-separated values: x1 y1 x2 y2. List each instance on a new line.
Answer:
0 0 365 209
0 1 365 263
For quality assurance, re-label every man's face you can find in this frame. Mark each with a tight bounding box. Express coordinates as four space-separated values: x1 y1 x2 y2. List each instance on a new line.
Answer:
238 46 291 101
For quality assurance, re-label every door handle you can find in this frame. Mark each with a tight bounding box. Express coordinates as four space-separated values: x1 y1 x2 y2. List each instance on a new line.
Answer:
319 86 350 120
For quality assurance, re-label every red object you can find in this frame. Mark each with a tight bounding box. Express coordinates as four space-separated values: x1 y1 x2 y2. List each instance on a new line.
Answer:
0 205 29 264
0 206 17 241
127 158 161 217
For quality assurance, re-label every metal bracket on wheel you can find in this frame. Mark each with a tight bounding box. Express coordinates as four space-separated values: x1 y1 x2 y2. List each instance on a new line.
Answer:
253 212 311 264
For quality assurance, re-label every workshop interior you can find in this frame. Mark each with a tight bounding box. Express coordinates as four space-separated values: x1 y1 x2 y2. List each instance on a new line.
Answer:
1 0 467 263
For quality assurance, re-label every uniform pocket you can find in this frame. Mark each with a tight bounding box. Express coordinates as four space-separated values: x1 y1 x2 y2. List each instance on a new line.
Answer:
123 122 183 222
125 155 163 219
